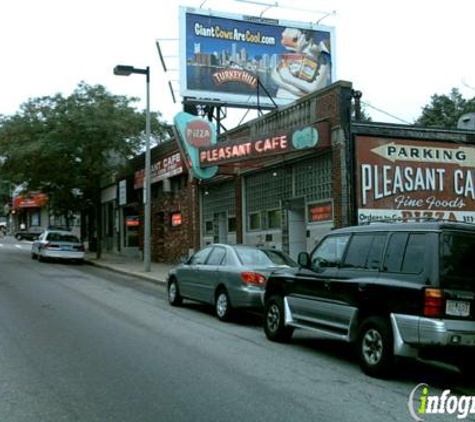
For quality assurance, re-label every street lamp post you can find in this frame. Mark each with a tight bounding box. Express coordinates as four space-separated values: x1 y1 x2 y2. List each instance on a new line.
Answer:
114 64 152 272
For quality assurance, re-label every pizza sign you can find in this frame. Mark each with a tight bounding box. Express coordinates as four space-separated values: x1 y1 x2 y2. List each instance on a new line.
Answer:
185 120 213 148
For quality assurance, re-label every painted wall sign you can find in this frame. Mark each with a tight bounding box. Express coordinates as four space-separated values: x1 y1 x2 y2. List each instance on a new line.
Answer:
355 136 475 223
179 7 335 108
199 123 328 167
173 112 219 180
134 152 184 189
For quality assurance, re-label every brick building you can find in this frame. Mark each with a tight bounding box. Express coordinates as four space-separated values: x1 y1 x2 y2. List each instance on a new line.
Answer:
105 80 475 262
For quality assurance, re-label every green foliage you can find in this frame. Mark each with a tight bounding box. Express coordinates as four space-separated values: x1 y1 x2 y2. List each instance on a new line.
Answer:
0 82 167 220
353 105 372 122
0 181 10 217
415 88 475 129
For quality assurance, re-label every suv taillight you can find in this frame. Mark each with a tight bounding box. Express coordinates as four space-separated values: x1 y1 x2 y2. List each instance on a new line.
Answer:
424 288 445 316
240 272 266 286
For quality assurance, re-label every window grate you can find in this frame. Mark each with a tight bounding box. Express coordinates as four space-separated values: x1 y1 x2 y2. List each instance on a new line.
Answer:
202 181 236 220
294 154 332 202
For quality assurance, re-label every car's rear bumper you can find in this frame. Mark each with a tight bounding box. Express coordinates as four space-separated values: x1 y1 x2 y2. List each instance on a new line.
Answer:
391 313 475 357
42 250 85 260
230 286 264 309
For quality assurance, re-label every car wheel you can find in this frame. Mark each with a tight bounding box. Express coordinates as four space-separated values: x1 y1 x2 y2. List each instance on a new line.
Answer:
357 316 394 378
215 288 232 322
168 278 183 306
264 295 294 342
38 254 46 263
15 234 22 241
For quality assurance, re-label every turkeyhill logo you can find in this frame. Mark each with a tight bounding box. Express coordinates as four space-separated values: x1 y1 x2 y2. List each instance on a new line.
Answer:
212 69 258 88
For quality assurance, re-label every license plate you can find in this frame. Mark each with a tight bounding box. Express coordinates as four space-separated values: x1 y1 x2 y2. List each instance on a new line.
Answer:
446 300 470 317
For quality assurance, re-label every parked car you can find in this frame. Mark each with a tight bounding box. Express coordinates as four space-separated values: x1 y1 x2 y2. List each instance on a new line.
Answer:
167 244 297 321
31 229 85 263
15 227 44 241
263 221 475 377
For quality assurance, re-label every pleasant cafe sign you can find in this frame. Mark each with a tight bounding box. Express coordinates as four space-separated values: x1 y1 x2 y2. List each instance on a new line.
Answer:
199 122 329 168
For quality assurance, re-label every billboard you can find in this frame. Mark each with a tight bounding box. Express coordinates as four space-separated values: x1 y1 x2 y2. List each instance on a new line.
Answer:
355 136 475 224
179 7 335 108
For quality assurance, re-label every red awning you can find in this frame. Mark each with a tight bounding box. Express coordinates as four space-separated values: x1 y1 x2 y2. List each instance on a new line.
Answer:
13 193 48 208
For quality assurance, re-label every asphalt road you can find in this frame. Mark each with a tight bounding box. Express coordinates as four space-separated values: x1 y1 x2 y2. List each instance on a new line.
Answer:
0 237 474 422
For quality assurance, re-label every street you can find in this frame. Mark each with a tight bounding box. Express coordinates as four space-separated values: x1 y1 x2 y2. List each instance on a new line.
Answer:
0 236 474 422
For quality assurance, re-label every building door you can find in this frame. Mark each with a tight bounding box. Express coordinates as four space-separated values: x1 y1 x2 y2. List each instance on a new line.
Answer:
287 198 306 260
213 212 227 244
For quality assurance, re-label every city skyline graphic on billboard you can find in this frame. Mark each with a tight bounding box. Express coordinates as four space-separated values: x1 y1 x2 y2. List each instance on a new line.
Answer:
179 7 335 108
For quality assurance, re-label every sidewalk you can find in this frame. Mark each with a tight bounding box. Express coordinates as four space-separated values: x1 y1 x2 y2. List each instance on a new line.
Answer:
85 252 175 285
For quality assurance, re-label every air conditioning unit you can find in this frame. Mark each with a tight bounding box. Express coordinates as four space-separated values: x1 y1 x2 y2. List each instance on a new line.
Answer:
457 113 475 130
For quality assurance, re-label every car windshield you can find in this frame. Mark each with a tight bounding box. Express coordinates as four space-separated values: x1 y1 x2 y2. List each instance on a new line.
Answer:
441 231 475 291
47 233 80 243
235 247 296 267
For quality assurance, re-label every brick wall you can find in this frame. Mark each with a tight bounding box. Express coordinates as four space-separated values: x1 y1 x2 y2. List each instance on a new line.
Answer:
150 176 199 262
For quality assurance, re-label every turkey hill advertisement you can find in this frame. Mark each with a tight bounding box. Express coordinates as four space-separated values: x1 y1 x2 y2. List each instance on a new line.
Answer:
355 136 475 223
179 7 335 108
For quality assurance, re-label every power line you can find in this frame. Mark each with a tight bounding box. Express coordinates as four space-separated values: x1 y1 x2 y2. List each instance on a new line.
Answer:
361 100 413 125
462 79 475 93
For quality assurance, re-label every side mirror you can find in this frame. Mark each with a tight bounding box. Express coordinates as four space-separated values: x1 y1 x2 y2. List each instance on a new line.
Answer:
298 252 311 268
180 255 189 264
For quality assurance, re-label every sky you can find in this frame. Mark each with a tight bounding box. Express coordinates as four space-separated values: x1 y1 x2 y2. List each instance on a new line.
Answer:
2 0 475 129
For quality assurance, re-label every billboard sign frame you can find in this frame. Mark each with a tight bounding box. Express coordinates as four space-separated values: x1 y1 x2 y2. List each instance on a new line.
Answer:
179 6 336 108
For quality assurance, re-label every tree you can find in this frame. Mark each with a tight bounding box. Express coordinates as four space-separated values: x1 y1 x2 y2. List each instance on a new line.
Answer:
0 181 11 218
415 88 475 129
0 82 167 255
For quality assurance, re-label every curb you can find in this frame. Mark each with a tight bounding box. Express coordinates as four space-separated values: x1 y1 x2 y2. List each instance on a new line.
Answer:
85 259 167 286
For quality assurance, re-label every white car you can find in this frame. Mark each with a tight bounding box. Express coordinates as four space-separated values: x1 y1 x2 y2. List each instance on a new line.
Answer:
32 230 85 263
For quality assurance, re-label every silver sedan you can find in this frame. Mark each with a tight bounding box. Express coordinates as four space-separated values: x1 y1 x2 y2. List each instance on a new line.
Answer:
31 230 85 263
166 244 297 321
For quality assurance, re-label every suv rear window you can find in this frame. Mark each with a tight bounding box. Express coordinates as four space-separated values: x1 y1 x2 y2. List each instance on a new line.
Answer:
383 233 427 274
342 233 387 270
441 231 475 290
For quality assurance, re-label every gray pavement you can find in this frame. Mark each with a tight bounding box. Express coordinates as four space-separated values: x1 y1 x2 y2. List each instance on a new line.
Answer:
85 252 175 285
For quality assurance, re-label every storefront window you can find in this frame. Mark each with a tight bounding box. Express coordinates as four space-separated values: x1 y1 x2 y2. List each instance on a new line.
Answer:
30 210 41 226
249 212 261 231
205 220 213 235
124 214 139 247
170 175 183 192
267 210 281 229
228 216 236 233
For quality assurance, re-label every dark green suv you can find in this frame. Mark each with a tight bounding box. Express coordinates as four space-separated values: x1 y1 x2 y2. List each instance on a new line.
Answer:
263 222 475 377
